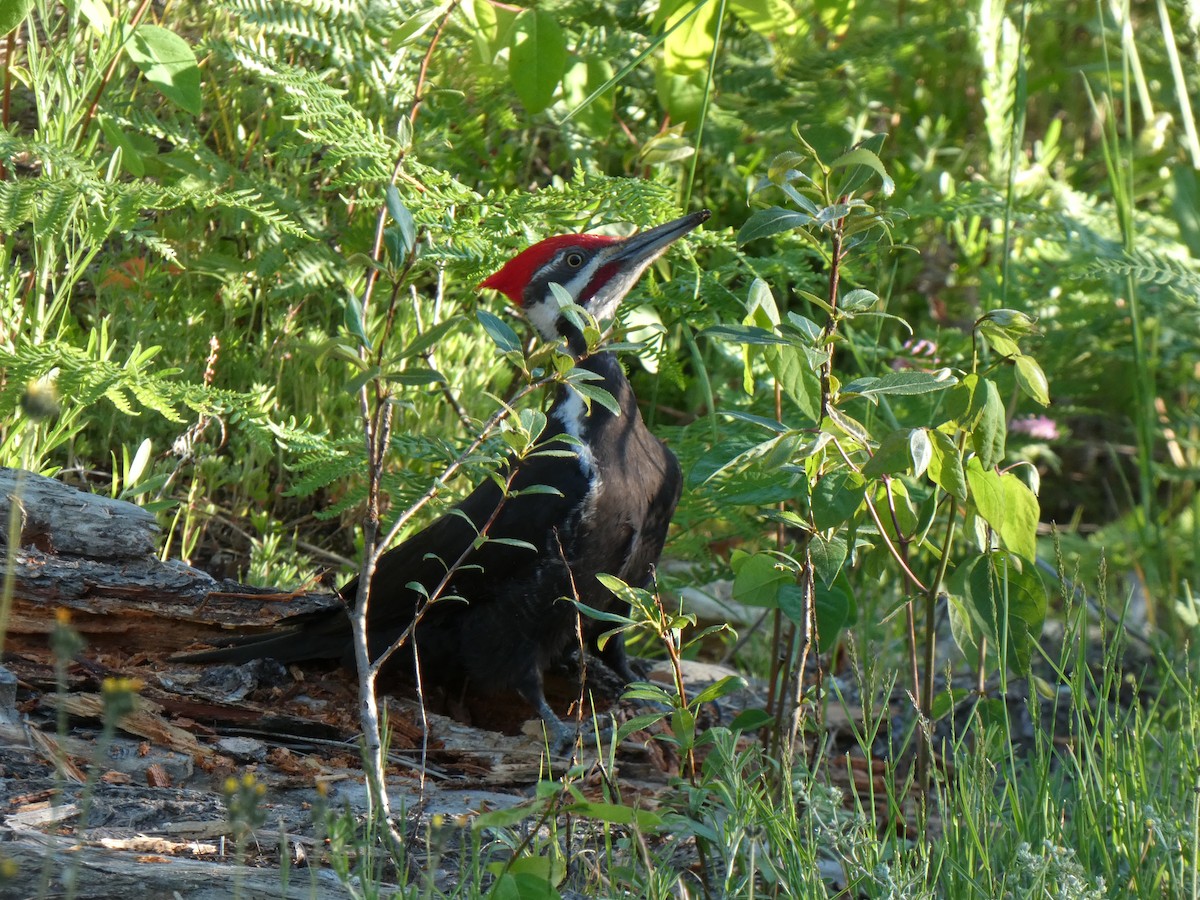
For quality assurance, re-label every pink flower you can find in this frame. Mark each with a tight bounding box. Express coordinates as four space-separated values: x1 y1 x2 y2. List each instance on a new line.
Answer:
1010 415 1059 441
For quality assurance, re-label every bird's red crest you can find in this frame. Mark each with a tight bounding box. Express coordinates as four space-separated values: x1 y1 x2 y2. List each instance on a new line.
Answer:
479 233 619 305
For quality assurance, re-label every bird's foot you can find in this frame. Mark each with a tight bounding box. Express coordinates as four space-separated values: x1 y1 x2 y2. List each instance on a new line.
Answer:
532 697 618 757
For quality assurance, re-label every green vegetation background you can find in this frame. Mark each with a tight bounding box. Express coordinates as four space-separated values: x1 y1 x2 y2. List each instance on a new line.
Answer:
2 0 1200 896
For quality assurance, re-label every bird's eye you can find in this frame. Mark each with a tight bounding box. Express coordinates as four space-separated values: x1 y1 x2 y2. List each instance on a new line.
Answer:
565 251 584 268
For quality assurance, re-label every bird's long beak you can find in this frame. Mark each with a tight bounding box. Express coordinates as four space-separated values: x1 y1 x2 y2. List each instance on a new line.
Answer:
611 209 711 267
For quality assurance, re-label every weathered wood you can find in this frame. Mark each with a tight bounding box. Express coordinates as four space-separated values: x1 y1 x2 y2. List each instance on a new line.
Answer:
0 827 359 900
4 547 217 605
0 467 158 559
41 692 212 758
0 469 340 653
2 547 340 653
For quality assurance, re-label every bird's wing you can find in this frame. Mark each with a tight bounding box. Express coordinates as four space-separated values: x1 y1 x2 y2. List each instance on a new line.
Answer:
346 440 591 625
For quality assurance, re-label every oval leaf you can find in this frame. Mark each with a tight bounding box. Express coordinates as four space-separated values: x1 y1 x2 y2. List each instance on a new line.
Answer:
477 309 521 354
1014 355 1050 407
125 24 202 115
971 379 1007 469
737 206 814 244
927 430 968 501
830 144 894 197
0 0 34 35
508 9 567 114
385 185 416 256
909 428 932 478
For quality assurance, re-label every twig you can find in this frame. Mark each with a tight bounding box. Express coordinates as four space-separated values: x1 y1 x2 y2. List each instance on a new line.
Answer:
346 0 470 847
76 0 155 148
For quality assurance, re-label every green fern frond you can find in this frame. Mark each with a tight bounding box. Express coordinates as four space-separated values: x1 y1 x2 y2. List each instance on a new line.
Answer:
221 42 397 182
1085 250 1200 297
222 0 404 72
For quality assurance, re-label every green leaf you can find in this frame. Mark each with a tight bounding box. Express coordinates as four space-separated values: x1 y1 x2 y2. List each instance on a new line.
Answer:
474 802 544 830
826 408 870 444
639 132 695 166
570 380 620 416
840 288 878 313
383 227 407 267
398 316 464 361
654 66 704 126
766 150 810 186
809 534 848 585
813 203 853 228
814 581 852 636
724 0 801 35
971 379 1006 469
0 0 33 35
731 550 791 607
729 708 773 731
564 801 662 831
691 675 745 706
746 277 780 324
841 370 957 400
966 460 1040 560
701 323 790 346
487 872 562 900
562 57 615 134
941 372 978 427
385 185 416 256
927 430 967 501
393 3 449 46
929 688 974 721
862 428 915 478
831 134 893 196
910 428 932 478
617 710 670 739
1171 163 1200 256
766 343 822 421
965 457 1003 531
477 309 521 354
508 9 567 114
1014 355 1050 406
767 582 799 624
383 368 446 386
343 294 370 349
662 0 717 74
979 308 1038 336
948 552 1047 674
717 410 788 434
737 207 814 244
124 24 202 115
997 472 1040 561
947 590 981 659
784 311 821 342
77 0 112 32
714 471 805 506
811 471 865 529
98 116 146 177
976 324 1020 357
672 706 696 744
796 288 834 317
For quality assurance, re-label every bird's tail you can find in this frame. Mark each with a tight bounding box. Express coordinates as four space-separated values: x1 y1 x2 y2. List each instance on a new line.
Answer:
174 608 350 665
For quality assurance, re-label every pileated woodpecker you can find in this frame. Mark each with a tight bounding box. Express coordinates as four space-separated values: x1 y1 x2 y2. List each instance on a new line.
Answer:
186 209 710 744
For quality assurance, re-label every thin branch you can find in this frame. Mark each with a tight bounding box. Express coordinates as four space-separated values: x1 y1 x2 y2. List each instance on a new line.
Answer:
76 0 155 149
829 438 929 593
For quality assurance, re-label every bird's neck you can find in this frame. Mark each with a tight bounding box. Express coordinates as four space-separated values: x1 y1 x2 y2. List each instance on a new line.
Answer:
560 319 589 358
548 351 633 449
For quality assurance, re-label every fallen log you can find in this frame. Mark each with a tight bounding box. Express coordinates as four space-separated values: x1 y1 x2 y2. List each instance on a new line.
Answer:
0 467 339 654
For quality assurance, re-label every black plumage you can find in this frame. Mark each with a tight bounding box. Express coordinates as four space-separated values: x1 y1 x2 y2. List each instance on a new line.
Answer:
183 210 709 742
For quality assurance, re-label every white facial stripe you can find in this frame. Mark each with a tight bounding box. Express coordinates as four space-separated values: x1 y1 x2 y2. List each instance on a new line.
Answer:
525 299 561 339
563 251 605 299
553 389 596 476
525 247 615 339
